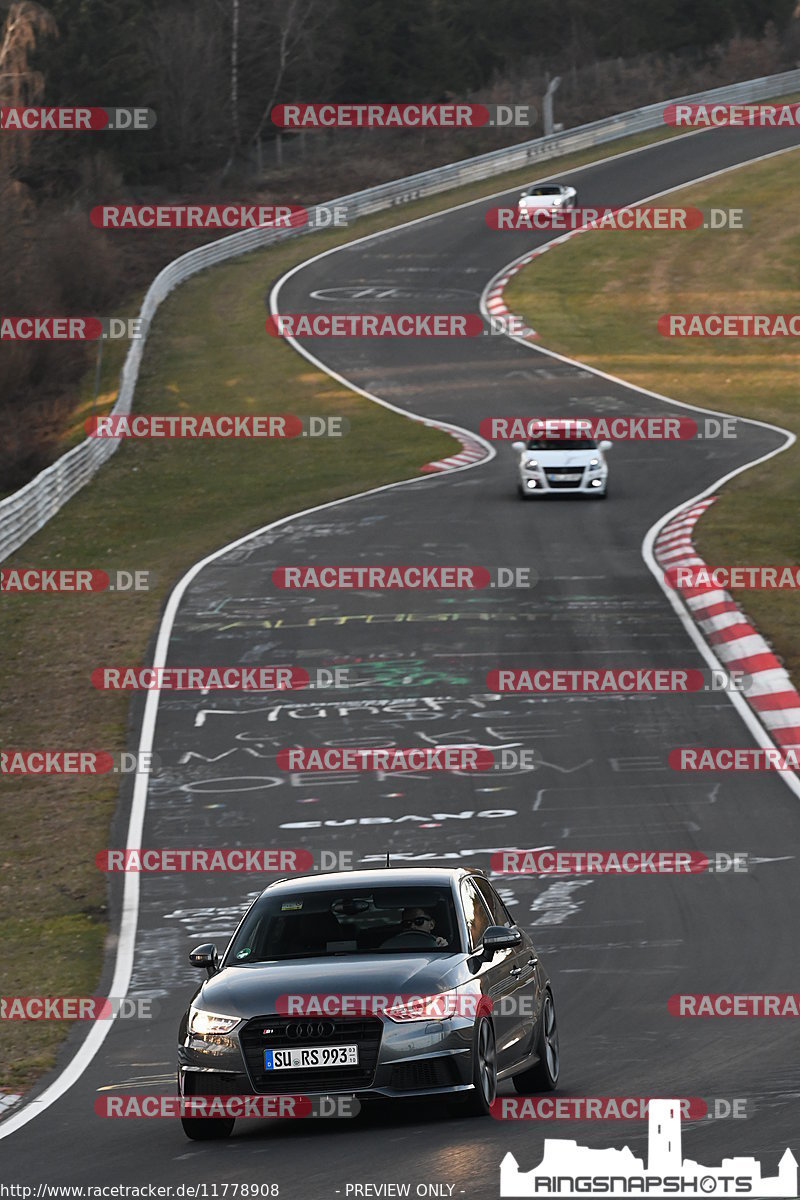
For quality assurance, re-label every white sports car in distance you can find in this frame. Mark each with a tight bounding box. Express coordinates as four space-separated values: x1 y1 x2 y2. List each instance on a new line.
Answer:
517 183 577 214
512 434 611 498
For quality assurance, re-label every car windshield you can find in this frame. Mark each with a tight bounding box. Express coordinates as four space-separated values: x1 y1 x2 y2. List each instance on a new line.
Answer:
526 185 562 195
226 885 460 962
526 437 597 450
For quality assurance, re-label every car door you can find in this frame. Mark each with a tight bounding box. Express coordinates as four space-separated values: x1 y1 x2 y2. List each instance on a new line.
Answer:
473 876 541 1064
459 878 520 1074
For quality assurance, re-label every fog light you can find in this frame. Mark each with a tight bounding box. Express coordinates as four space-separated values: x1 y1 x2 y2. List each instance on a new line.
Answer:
526 480 538 489
590 478 602 487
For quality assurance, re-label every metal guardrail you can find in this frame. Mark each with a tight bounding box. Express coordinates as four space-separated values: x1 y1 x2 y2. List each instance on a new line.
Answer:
2 69 799 561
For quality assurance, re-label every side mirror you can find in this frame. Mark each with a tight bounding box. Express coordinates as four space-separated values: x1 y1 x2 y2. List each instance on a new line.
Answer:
511 441 525 452
482 925 522 959
598 440 612 451
189 943 219 976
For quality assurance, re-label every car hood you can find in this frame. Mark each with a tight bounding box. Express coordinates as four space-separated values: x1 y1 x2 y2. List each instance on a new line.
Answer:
521 449 600 466
196 954 467 1019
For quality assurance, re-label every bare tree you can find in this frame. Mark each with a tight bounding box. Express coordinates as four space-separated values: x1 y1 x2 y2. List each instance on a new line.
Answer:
142 2 228 187
0 1 57 174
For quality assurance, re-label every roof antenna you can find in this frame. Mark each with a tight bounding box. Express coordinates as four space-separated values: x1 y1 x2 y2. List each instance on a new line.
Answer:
385 851 391 868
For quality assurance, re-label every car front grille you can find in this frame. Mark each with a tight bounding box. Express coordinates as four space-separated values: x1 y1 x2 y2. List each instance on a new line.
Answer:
545 466 585 489
240 1016 383 1093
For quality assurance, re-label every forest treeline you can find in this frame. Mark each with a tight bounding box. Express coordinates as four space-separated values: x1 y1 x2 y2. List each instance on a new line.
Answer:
1 0 798 490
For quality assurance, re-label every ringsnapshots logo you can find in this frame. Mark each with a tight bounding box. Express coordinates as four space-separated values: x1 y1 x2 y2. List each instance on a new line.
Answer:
499 1098 797 1196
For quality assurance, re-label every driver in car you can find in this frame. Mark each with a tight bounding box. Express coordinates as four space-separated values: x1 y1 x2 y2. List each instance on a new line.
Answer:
401 907 448 947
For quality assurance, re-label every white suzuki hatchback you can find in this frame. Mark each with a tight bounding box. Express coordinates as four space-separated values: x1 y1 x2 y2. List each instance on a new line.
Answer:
512 434 611 498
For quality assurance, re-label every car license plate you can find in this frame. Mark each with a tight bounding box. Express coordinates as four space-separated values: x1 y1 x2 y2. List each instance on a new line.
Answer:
264 1044 359 1070
554 473 581 482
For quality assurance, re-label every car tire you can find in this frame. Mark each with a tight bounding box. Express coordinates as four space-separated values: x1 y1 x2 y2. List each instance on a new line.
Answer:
512 989 559 1094
459 1016 497 1116
181 1115 236 1140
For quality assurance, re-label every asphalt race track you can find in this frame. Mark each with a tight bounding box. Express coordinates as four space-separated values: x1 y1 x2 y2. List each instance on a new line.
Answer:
4 125 800 1194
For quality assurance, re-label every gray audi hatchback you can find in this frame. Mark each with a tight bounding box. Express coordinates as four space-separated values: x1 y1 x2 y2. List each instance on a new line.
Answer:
177 866 560 1138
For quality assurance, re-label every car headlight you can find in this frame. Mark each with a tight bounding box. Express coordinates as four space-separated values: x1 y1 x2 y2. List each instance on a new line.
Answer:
588 458 600 468
524 459 539 471
384 991 460 1022
188 1007 240 1036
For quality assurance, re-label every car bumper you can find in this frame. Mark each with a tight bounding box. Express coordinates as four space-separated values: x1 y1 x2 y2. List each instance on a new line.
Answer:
179 1016 476 1100
519 471 607 496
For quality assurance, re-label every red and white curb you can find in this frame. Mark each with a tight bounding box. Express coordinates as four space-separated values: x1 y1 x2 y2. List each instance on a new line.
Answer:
421 431 488 473
655 497 800 756
484 221 601 342
485 255 543 342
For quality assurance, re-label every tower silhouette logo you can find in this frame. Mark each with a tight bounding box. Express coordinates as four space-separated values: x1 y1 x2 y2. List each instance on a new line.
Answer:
500 1099 797 1197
